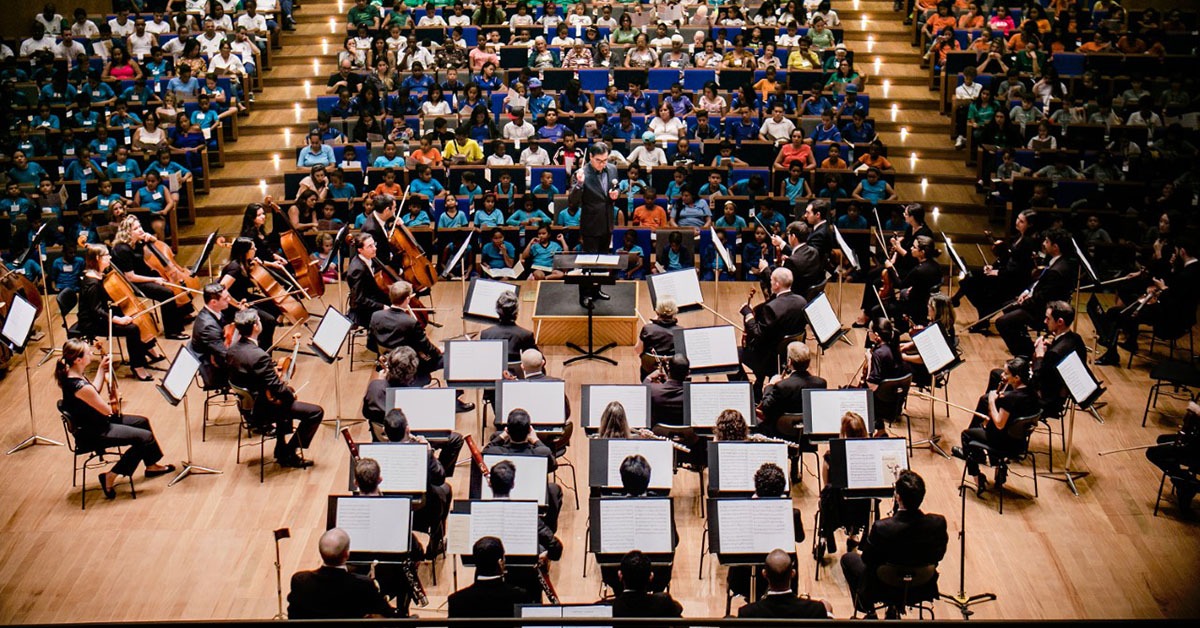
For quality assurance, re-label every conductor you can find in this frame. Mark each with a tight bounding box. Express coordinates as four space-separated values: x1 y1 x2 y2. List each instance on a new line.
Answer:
567 142 620 304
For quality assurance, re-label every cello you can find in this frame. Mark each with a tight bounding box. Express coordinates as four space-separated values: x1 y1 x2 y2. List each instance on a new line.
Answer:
380 191 440 327
248 259 310 325
102 269 160 344
141 234 201 306
265 196 325 298
0 266 44 317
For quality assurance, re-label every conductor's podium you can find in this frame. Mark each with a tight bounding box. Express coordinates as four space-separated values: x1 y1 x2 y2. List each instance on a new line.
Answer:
531 281 641 347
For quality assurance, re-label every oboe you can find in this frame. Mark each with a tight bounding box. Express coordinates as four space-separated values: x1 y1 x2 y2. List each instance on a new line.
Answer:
536 563 560 604
633 427 691 453
401 560 429 607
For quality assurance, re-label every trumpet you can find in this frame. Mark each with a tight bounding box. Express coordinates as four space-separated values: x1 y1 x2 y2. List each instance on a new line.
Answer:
634 427 691 453
748 432 801 450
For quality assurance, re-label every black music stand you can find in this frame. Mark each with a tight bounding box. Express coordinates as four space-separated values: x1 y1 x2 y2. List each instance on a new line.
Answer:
4 293 63 454
156 346 222 486
556 253 628 365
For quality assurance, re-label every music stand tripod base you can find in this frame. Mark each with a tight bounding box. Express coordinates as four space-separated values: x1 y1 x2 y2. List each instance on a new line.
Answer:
940 591 998 619
1042 470 1089 496
565 294 618 365
6 434 63 455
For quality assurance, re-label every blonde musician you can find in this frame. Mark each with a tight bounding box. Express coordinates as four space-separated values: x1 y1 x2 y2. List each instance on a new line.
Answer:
77 243 164 380
219 236 281 349
952 356 1039 495
110 215 194 340
55 338 173 498
226 308 323 469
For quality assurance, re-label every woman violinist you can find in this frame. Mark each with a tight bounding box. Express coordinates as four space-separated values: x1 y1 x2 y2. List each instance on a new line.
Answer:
110 215 194 341
855 204 933 327
56 338 174 498
954 209 1039 330
219 236 282 350
868 235 944 330
954 357 1040 495
77 244 165 380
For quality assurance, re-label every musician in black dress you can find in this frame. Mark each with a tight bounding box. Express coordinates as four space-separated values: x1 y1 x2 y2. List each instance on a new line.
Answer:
109 215 192 340
867 236 943 330
77 244 163 380
994 228 1078 358
900 293 957 389
362 346 465 474
239 202 288 267
956 209 1038 328
953 356 1040 494
864 318 910 436
346 232 389 327
636 298 680 380
219 237 281 350
856 204 932 327
55 338 174 498
479 289 537 364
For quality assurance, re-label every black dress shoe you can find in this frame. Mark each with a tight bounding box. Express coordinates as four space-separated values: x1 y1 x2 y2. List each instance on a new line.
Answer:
596 290 610 300
145 464 177 477
147 354 168 364
851 320 869 329
165 332 190 341
456 400 476 413
1094 351 1121 366
951 445 967 461
278 455 314 468
975 475 989 496
98 473 117 499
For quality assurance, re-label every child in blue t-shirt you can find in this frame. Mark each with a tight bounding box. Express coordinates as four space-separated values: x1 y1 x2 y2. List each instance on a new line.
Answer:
401 201 432 227
617 230 645 280
554 204 581 227
479 228 516 272
664 167 689 202
437 197 472 276
698 171 730 197
522 225 565 280
529 170 560 201
473 193 506 228
409 165 446 199
713 201 748 230
51 240 84 292
505 195 552 228
457 171 484 209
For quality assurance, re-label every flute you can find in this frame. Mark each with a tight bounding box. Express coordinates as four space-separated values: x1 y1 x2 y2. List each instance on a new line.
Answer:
633 428 691 453
749 432 801 450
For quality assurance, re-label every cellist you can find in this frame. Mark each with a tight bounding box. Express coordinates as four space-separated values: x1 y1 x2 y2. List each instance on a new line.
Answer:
109 215 194 341
360 193 398 269
346 232 390 327
219 237 282 349
77 243 165 380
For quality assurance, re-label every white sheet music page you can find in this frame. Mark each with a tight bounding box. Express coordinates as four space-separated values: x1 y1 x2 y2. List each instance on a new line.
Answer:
650 268 704 308
162 348 200 401
912 323 955 374
356 443 428 493
389 387 456 432
806 292 842 344
469 500 539 555
562 605 613 621
446 513 471 555
844 438 909 490
1057 351 1098 404
605 439 674 489
585 385 649 429
715 499 794 554
334 496 412 553
687 383 753 428
834 226 859 269
599 499 672 553
808 389 870 435
681 326 739 369
467 279 518 318
717 442 789 492
446 340 506 382
500 380 567 425
481 454 548 504
312 308 353 358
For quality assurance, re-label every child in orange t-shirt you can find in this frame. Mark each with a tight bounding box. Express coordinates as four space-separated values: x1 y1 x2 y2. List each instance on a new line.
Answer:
373 168 403 197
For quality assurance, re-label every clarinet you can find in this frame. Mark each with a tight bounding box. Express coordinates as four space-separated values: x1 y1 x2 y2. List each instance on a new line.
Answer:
401 559 429 607
536 563 561 604
633 427 692 453
748 432 802 450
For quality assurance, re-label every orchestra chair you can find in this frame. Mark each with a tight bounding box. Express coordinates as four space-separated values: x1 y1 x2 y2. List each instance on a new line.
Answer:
653 423 707 516
962 412 1041 514
855 562 939 620
777 412 821 486
59 288 127 364
1142 360 1200 428
874 373 913 432
774 330 807 376
345 325 373 371
804 276 830 304
545 421 579 510
230 383 273 483
1126 321 1196 369
1154 465 1199 517
59 400 136 510
197 368 236 442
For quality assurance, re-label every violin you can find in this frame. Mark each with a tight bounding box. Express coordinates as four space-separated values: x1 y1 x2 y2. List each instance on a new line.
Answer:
141 234 201 307
266 333 302 405
265 196 325 299
247 258 310 324
96 337 121 416
102 269 160 343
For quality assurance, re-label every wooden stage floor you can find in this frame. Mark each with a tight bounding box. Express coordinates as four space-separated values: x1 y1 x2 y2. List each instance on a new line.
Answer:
1 281 1197 623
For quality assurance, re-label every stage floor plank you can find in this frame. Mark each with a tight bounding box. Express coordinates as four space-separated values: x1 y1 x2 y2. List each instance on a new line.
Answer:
1 281 1198 623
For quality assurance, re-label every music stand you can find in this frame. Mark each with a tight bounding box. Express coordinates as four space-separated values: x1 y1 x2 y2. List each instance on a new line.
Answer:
683 381 754 429
941 231 970 297
802 388 875 439
707 496 796 600
588 496 675 573
648 268 705 312
309 305 358 431
1043 351 1105 496
581 384 651 433
451 500 541 566
675 325 742 376
347 442 428 494
518 603 613 621
326 494 415 562
556 253 627 365
322 224 350 319
708 441 790 495
444 338 508 440
805 292 851 376
833 225 861 319
385 387 457 437
443 230 476 335
462 278 520 326
1070 236 1100 337
909 323 962 458
193 231 220 279
155 346 221 485
587 438 675 493
4 293 63 454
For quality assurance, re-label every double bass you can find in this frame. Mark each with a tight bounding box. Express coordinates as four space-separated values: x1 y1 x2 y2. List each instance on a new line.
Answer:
265 196 325 299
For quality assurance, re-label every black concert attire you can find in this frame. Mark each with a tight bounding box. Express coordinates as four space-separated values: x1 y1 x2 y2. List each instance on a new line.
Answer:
739 591 830 619
360 378 465 475
1098 259 1200 360
287 565 393 619
995 254 1078 357
568 159 619 254
190 305 229 388
866 342 911 431
77 274 156 367
1032 330 1085 415
226 337 323 461
738 290 809 399
762 240 825 298
61 377 165 476
759 369 827 463
346 254 389 327
368 305 442 378
956 231 1038 317
1146 411 1200 513
110 241 192 335
447 575 528 618
907 324 956 389
861 223 932 312
727 513 805 601
360 212 395 269
482 435 566 535
961 385 1040 480
818 448 872 544
645 373 706 468
808 219 834 265
480 320 538 363
219 258 278 350
610 589 684 619
840 507 948 613
637 318 678 380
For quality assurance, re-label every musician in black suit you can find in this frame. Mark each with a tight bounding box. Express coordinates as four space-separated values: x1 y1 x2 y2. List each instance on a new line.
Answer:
954 357 1041 493
383 408 453 553
568 142 621 302
1096 236 1200 367
608 550 683 619
370 279 440 365
738 267 809 399
856 204 932 327
346 232 389 327
484 408 565 533
738 549 833 619
758 221 824 298
636 298 680 380
190 283 231 389
759 341 827 446
727 463 806 602
487 459 564 565
287 528 394 619
995 228 1078 358
1031 301 1086 415
447 536 527 618
360 193 396 268
646 354 689 427
595 455 679 593
1146 402 1200 516
840 469 948 618
352 457 427 616
226 309 322 468
480 289 537 363
803 198 834 264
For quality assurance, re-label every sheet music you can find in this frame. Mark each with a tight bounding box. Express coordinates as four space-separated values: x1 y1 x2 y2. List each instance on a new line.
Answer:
594 254 620 266
806 293 842 344
844 438 909 490
161 347 200 402
686 382 753 428
481 454 548 505
1 294 37 349
604 439 674 489
446 513 471 555
468 500 539 555
466 278 518 319
714 499 794 554
716 442 789 492
680 326 739 369
584 385 649 429
1057 351 1098 405
599 499 673 553
356 443 428 493
649 268 704 308
806 389 870 435
333 496 412 553
574 254 599 265
521 605 613 625
833 226 859 270
942 232 968 279
387 387 456 432
912 323 956 374
483 260 525 279
1071 237 1098 282
312 307 353 359
445 340 506 383
709 225 735 271
499 380 567 425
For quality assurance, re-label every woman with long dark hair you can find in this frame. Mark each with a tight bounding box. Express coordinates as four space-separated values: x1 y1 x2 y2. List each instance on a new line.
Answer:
76 244 164 380
218 236 280 349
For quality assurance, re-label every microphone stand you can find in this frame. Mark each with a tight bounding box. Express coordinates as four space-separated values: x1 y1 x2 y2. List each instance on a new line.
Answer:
939 466 997 619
